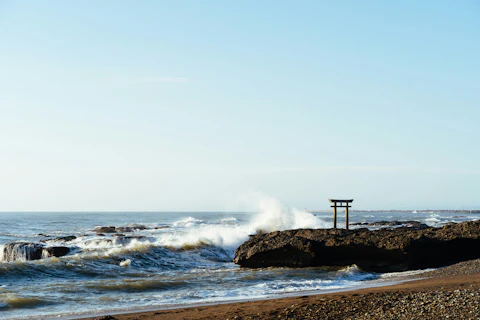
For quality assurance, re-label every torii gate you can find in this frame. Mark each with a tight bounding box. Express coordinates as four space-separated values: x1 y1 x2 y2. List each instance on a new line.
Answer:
329 199 354 230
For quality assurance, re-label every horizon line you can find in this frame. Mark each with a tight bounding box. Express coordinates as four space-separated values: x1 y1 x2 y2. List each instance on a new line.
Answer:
0 209 478 213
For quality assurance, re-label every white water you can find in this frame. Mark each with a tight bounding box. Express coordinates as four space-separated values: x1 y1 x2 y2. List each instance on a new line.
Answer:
0 243 42 262
156 196 329 251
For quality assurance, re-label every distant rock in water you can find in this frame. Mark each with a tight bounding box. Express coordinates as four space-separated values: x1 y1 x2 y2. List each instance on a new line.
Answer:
45 246 70 258
351 220 429 229
1 242 70 262
94 225 148 234
233 221 480 272
94 226 117 234
40 235 77 243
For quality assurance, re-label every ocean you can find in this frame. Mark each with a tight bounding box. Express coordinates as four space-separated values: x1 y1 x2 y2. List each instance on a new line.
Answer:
0 200 478 319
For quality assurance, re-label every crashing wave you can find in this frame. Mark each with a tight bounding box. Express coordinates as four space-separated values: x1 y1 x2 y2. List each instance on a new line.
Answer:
0 243 70 262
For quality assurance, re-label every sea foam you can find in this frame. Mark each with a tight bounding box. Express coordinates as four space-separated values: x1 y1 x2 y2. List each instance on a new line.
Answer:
157 196 329 251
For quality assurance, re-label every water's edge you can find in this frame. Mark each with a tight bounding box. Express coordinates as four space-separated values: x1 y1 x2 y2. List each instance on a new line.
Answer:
45 277 425 320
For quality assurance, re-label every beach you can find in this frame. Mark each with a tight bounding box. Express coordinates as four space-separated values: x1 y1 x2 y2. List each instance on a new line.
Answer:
83 259 480 320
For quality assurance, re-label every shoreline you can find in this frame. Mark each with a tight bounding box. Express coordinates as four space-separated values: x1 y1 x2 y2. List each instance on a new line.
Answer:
82 276 480 320
35 276 419 320
74 260 480 320
52 278 416 320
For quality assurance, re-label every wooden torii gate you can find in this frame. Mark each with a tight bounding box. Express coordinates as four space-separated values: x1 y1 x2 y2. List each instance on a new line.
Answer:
329 199 354 230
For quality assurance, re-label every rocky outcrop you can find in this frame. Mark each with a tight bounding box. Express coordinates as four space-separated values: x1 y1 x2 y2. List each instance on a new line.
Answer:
1 242 70 262
233 221 480 272
44 246 70 258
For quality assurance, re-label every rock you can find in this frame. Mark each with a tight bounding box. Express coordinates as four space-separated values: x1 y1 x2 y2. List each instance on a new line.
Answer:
154 226 171 230
1 243 44 261
131 224 148 230
43 246 71 258
94 225 148 233
1 242 70 262
350 220 429 229
116 225 147 232
94 226 116 233
233 221 480 272
40 235 77 243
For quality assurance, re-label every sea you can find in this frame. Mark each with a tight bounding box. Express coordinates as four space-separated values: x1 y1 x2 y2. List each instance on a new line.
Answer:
1 198 478 319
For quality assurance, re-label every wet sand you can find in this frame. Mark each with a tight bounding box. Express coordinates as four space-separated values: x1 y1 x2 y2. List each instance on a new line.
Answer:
82 259 480 320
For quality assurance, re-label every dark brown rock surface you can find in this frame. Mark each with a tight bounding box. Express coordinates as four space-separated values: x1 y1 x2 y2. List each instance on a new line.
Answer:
233 221 480 272
94 225 149 234
1 242 70 262
40 235 77 243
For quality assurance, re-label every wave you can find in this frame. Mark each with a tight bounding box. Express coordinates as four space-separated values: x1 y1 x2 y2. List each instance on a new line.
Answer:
0 294 48 310
219 217 239 225
249 265 377 296
173 217 204 228
335 265 376 281
157 196 330 251
250 197 331 233
83 279 188 293
119 259 131 267
0 196 329 280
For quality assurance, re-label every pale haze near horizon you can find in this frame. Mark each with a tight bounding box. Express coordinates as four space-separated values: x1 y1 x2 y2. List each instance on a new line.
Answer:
0 1 479 211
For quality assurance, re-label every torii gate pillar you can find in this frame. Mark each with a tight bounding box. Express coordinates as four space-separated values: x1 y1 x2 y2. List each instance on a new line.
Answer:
329 199 354 230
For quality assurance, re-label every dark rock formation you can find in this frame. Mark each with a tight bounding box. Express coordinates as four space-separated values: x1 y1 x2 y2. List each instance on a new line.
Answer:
44 246 71 258
1 242 70 262
94 225 148 233
40 235 77 243
94 226 117 233
131 224 148 230
233 221 480 272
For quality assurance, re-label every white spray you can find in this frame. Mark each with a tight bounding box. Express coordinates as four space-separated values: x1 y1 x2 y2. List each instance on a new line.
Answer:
248 196 330 233
157 196 330 251
0 243 41 262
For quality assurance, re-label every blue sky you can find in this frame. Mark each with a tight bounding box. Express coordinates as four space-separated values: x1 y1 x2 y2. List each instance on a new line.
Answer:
0 1 479 211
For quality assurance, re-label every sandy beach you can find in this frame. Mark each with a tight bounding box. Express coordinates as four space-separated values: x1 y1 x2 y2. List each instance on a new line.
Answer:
82 259 480 320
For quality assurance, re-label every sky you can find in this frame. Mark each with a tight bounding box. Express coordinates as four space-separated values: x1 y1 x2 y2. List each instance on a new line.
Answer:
0 1 479 211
